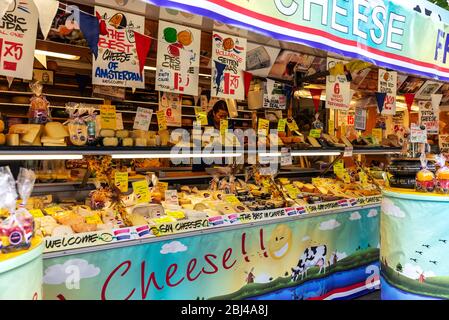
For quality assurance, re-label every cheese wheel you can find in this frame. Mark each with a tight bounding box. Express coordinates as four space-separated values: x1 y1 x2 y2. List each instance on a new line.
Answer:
103 137 118 147
44 122 68 139
0 120 4 132
100 129 116 137
116 130 129 138
132 130 147 139
135 138 147 147
122 137 134 147
6 133 19 146
0 133 5 145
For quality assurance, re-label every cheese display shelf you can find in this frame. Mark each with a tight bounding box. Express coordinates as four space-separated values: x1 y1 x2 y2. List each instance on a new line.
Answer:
381 188 449 300
0 237 43 300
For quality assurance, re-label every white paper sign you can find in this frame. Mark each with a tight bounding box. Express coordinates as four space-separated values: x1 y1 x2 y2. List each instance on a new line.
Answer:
439 134 449 157
116 113 124 130
133 107 153 131
0 0 38 80
156 20 201 95
378 70 397 115
165 190 179 206
410 123 427 143
325 58 351 110
419 101 439 134
246 42 281 78
281 148 292 166
354 108 367 130
211 31 247 100
93 6 145 88
159 93 182 127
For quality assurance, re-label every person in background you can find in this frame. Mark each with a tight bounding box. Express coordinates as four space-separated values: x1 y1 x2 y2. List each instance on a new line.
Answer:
193 100 233 171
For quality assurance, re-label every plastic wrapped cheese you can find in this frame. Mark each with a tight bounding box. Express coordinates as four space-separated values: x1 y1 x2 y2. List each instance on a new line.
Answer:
44 122 68 139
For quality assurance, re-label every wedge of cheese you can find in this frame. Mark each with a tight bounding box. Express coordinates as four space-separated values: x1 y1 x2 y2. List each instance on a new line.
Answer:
9 124 43 144
44 122 69 139
41 135 66 144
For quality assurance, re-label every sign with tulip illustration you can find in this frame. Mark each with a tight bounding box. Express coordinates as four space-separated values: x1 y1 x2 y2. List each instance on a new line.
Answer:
156 20 201 96
211 32 247 100
93 6 145 88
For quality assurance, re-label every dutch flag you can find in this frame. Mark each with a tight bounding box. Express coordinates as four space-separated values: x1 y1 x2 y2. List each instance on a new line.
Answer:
113 228 131 241
227 214 239 224
338 199 349 207
349 198 358 206
285 208 297 216
295 207 306 215
135 225 151 238
209 216 224 226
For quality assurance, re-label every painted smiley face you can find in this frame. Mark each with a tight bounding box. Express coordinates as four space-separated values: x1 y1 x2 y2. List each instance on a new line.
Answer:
268 224 292 260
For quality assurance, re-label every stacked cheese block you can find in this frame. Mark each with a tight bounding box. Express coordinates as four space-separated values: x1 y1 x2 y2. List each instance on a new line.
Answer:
5 122 68 146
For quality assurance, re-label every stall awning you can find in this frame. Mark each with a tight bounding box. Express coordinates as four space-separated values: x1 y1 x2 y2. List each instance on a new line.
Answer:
148 0 449 82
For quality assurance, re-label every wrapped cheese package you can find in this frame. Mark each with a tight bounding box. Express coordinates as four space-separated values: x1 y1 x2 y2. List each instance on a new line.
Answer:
28 81 50 124
66 104 88 146
436 154 449 194
415 154 435 192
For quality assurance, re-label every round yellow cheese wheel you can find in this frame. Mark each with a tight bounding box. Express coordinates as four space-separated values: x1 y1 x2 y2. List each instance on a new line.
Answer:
0 133 5 145
0 120 4 132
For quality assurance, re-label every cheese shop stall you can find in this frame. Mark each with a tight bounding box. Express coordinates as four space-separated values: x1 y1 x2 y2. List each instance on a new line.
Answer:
2 0 449 300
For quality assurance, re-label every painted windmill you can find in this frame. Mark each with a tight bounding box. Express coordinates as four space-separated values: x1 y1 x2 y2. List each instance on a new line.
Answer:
416 271 426 283
245 267 255 284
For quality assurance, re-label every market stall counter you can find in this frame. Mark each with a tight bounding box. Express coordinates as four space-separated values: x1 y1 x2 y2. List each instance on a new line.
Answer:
42 198 381 300
0 237 43 300
381 188 449 300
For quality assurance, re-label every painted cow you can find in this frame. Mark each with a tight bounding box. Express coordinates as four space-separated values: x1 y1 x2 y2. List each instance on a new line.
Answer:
291 245 327 281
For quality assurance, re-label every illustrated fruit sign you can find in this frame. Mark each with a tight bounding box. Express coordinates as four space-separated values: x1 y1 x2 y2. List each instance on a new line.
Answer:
93 6 145 88
156 20 201 95
211 32 247 100
0 0 38 80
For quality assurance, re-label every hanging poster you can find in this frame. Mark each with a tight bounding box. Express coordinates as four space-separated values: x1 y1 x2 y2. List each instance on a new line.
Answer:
378 70 397 115
211 31 247 100
95 0 147 13
419 101 439 134
246 43 280 78
269 50 314 81
0 0 38 80
156 20 201 95
159 92 182 127
415 80 443 100
326 58 351 111
439 135 449 157
93 6 145 88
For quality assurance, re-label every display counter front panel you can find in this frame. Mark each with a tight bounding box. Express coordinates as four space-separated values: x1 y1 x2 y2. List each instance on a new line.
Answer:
43 206 380 300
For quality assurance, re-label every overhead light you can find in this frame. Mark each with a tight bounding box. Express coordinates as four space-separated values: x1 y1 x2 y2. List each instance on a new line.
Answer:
143 66 211 77
0 154 83 160
112 153 243 159
35 49 80 61
291 151 341 156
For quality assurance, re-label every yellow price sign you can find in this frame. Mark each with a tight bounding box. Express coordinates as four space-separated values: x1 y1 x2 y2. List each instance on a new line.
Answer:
333 159 344 174
85 215 103 225
284 184 300 199
166 211 186 220
195 107 208 126
156 110 168 131
132 180 151 204
258 118 270 136
29 209 44 218
114 171 129 193
328 119 335 134
372 128 383 144
100 105 117 130
220 119 228 142
309 129 322 138
224 195 242 205
278 119 287 132
287 118 299 132
44 206 65 216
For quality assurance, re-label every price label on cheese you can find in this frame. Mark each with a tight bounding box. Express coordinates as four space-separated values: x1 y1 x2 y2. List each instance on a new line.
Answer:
116 113 124 130
165 190 179 206
220 119 228 138
372 128 383 144
29 209 44 218
278 119 287 132
133 107 153 131
287 118 299 131
281 147 292 166
195 107 208 126
258 118 270 136
328 119 335 134
333 159 344 174
343 146 353 158
157 182 168 194
133 180 150 204
100 105 117 130
309 129 322 138
156 110 168 131
284 184 300 199
85 215 103 225
115 171 129 193
44 206 65 216
166 211 186 219
224 195 242 205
